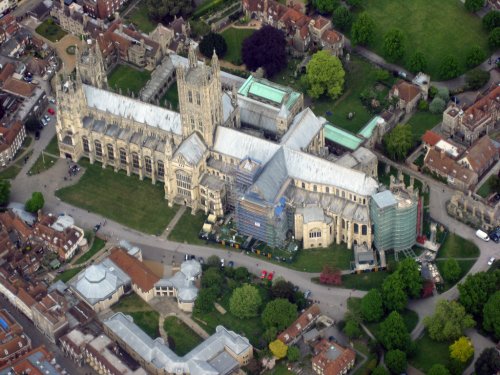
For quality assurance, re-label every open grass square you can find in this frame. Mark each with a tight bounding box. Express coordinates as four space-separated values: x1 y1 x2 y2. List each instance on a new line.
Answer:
168 211 206 245
410 333 451 373
341 271 388 291
221 27 255 66
408 111 442 143
291 244 353 272
163 316 203 356
35 18 67 42
55 159 178 234
355 0 489 79
45 135 60 156
437 233 480 258
28 153 59 175
124 1 157 33
0 164 21 180
108 65 151 97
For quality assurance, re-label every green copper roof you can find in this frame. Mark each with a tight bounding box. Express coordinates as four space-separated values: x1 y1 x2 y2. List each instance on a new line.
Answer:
358 116 382 139
324 124 363 150
238 76 301 110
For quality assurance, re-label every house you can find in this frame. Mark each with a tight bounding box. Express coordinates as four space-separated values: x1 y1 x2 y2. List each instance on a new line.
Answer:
421 130 442 149
31 290 69 344
277 304 320 345
312 339 356 375
0 121 26 167
0 345 64 374
459 135 499 177
0 309 32 366
389 80 422 114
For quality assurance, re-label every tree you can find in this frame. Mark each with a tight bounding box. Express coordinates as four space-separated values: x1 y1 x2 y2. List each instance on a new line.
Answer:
262 299 298 330
312 0 339 14
333 6 353 31
408 51 427 73
344 318 361 338
429 97 446 114
287 346 300 362
242 25 287 77
199 32 227 59
489 27 500 49
0 180 10 206
436 87 450 102
351 13 375 46
385 349 407 374
428 364 451 375
489 175 500 194
458 270 500 316
371 366 389 375
439 55 460 80
190 20 210 38
483 291 500 339
361 289 384 322
421 280 435 298
475 348 500 375
319 265 342 285
465 0 485 13
194 288 216 313
442 258 461 283
25 192 44 213
201 267 223 291
25 117 41 132
229 284 262 318
483 11 500 31
397 258 422 298
383 29 405 61
245 358 263 374
379 311 411 352
465 46 487 68
206 255 221 268
146 0 193 21
383 124 413 162
449 336 474 363
424 300 475 342
262 327 278 344
271 279 296 303
234 267 250 282
304 51 345 100
466 69 490 90
269 339 288 359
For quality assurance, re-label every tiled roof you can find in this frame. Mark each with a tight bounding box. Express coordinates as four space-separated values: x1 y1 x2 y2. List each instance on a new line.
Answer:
2 77 36 98
462 85 500 130
421 130 443 147
0 63 15 85
312 339 356 375
424 148 477 185
108 248 159 292
462 135 498 173
321 29 342 44
391 80 420 103
278 304 320 344
0 121 23 153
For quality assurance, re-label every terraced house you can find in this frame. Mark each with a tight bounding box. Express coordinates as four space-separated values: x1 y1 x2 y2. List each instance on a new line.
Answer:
55 43 382 250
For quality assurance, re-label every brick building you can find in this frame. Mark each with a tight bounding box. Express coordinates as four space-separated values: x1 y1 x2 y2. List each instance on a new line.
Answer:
312 339 356 375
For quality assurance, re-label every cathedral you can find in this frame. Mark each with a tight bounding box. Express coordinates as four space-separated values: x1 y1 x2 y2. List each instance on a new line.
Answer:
55 43 380 250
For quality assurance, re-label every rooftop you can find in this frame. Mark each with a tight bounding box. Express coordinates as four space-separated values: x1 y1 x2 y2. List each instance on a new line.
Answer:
324 124 363 151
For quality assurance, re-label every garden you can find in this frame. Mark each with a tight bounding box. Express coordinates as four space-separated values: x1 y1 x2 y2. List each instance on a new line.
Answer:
163 316 203 356
73 234 106 265
124 1 158 33
108 65 151 97
35 18 67 43
220 27 255 66
112 293 160 338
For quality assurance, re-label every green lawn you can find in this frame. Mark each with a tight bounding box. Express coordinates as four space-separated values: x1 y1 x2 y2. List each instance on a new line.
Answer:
265 364 293 375
108 65 151 97
45 135 60 156
112 292 151 312
477 175 495 198
124 1 157 33
74 237 106 265
55 159 178 234
28 153 59 175
410 333 451 373
168 211 206 245
160 82 179 110
128 311 160 339
53 267 83 283
437 233 480 258
0 164 22 180
163 316 203 356
365 309 419 339
436 259 477 292
35 18 67 42
408 111 442 143
221 27 255 65
291 244 353 272
341 271 389 291
356 0 489 79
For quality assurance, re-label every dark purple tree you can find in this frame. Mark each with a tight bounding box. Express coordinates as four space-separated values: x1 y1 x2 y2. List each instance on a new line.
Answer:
242 25 287 77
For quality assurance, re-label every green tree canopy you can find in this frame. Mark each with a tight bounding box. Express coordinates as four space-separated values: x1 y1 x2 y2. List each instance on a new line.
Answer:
475 348 500 375
304 50 345 100
379 311 412 352
489 27 500 49
312 0 339 14
424 300 475 342
333 6 353 31
287 346 300 362
344 318 361 338
194 288 216 313
371 366 389 375
206 255 221 268
199 32 227 59
25 192 44 213
262 327 278 344
383 124 413 162
429 97 446 114
466 69 490 90
465 0 485 12
0 180 10 206
449 336 474 363
229 284 262 318
383 29 405 61
483 11 500 31
234 267 250 282
385 349 407 374
270 279 296 303
458 270 500 317
465 46 487 68
262 299 298 330
201 267 224 291
408 51 427 73
436 87 450 101
428 364 451 375
439 55 460 80
269 339 288 359
442 258 461 283
397 258 422 298
351 13 375 46
361 289 384 322
146 0 193 21
483 291 500 340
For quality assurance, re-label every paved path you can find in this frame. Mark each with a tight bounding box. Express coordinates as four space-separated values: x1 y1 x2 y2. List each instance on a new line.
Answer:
161 205 186 238
464 329 497 375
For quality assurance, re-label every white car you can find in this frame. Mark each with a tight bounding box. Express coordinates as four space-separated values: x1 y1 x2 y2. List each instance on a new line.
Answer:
488 257 495 266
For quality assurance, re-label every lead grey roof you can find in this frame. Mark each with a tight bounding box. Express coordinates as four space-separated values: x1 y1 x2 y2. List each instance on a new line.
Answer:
296 206 330 224
83 84 182 135
238 95 282 133
372 190 397 209
280 108 326 151
174 133 207 165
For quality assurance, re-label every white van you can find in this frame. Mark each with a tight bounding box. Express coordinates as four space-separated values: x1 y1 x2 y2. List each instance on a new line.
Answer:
475 229 490 242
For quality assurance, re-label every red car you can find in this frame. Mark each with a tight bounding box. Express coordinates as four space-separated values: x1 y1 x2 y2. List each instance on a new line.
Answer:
48 108 55 115
260 270 267 279
267 272 274 281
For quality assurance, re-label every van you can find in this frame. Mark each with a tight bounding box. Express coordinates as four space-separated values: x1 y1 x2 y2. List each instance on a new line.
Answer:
475 229 490 241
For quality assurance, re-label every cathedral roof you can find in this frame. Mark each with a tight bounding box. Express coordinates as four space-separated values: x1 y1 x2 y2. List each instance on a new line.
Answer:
174 133 207 165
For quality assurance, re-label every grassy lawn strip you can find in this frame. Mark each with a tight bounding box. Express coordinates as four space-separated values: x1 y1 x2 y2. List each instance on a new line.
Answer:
365 309 419 339
356 0 489 79
436 259 476 292
160 82 179 110
55 159 178 234
221 28 255 65
108 65 151 97
168 211 206 245
265 364 294 375
477 176 494 198
45 135 60 156
163 316 203 356
437 233 480 258
53 267 83 283
124 1 157 33
74 237 106 265
291 244 353 272
408 111 441 143
410 333 451 373
0 164 21 180
128 311 160 339
28 153 58 175
340 271 388 291
35 18 67 42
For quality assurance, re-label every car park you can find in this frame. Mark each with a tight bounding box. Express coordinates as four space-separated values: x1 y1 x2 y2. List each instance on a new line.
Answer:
488 257 495 266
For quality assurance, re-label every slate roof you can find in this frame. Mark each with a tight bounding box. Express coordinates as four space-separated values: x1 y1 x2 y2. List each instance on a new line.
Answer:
173 133 207 165
461 135 498 173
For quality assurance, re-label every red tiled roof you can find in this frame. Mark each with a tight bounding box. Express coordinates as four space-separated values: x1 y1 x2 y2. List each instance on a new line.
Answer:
313 16 330 29
424 148 477 186
421 130 442 147
2 77 36 98
321 29 341 44
278 304 320 344
462 135 498 173
390 80 420 103
0 63 15 85
312 339 356 375
108 248 160 292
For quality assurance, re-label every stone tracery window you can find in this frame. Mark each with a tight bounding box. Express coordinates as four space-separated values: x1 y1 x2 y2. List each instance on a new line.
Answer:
107 144 114 161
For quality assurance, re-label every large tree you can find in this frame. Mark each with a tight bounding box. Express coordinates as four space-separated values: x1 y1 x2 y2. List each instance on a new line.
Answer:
0 180 10 206
333 6 353 31
269 339 288 359
383 29 405 61
25 192 44 213
383 124 413 162
361 289 384 322
234 267 250 282
146 0 193 21
312 0 339 14
458 270 500 317
465 0 485 13
304 50 345 100
429 97 446 114
351 13 375 46
262 299 298 330
489 27 500 49
344 318 361 338
475 348 500 375
465 46 487 69
424 300 475 342
242 25 286 77
206 255 221 268
229 284 262 318
466 69 490 90
201 267 224 291
442 258 461 283
483 291 500 339
379 311 411 352
449 336 474 363
199 32 227 59
397 258 422 298
381 272 408 311
271 279 296 303
287 346 300 362
385 349 407 374
371 366 389 375
483 11 500 31
194 288 216 313
439 55 460 80
428 364 450 375
408 51 427 74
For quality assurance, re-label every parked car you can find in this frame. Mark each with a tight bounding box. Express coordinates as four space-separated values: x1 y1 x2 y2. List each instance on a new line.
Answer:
49 97 56 104
228 261 234 267
488 257 495 266
304 290 312 299
47 108 55 115
198 257 204 264
267 272 274 281
220 258 225 267
261 270 267 279
43 115 50 122
34 131 40 140
93 224 101 232
41 118 47 127
476 229 490 242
